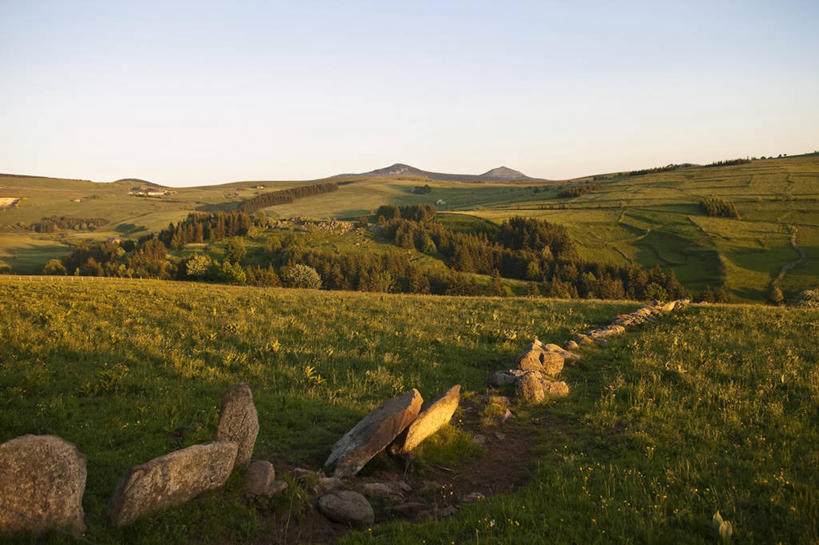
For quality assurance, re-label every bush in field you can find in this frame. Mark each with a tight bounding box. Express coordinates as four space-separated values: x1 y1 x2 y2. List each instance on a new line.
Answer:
281 264 322 289
224 238 246 263
43 259 67 275
215 260 247 284
185 254 212 279
793 288 819 308
643 282 669 302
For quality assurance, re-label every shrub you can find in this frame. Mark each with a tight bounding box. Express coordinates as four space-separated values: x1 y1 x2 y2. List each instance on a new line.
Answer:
793 288 819 308
43 259 67 275
185 254 212 279
281 264 322 289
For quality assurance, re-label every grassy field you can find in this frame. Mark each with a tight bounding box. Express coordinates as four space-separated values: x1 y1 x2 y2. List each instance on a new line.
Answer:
2 154 818 301
1 276 817 544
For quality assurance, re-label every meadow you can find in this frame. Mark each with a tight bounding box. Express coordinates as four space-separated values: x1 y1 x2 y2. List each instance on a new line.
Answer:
1 276 817 544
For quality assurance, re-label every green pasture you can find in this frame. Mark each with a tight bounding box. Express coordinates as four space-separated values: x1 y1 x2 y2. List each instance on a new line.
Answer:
1 277 817 543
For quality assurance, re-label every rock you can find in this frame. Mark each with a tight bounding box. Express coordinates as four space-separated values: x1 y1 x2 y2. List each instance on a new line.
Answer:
661 301 677 312
313 477 347 495
634 306 654 317
575 334 596 346
317 490 374 527
0 435 87 536
489 369 527 386
589 325 626 339
472 434 487 445
542 343 581 362
109 441 238 526
516 348 564 376
494 431 506 440
325 389 423 478
361 482 406 501
543 380 570 398
290 467 318 483
516 372 569 403
501 408 515 423
246 460 275 496
593 337 609 348
267 480 288 496
392 385 460 454
564 340 580 351
516 371 546 403
461 492 486 504
216 383 259 467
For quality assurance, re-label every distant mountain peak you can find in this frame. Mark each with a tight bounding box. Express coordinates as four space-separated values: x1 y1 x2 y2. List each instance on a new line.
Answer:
353 163 536 183
481 166 528 180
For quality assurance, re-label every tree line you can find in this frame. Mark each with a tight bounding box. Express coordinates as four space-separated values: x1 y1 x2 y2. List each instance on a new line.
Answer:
30 216 109 233
557 182 601 198
699 196 740 219
42 208 691 301
236 182 338 213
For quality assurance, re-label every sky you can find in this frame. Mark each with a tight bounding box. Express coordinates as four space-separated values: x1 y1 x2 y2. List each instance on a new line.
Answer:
1 0 818 186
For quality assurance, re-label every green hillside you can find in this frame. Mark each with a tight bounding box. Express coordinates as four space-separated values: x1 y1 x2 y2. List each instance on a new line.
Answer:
1 153 818 301
1 277 817 544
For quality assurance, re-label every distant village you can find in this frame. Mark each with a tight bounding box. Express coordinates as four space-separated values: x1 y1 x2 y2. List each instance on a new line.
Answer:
129 186 176 198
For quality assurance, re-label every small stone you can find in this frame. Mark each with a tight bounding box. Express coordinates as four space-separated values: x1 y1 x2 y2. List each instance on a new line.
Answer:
501 408 515 423
216 383 259 467
493 432 506 440
564 340 580 351
0 435 87 536
246 460 275 496
290 467 318 483
317 490 375 527
361 482 405 501
312 477 347 495
542 343 581 362
489 369 527 386
461 492 485 504
267 480 288 496
472 434 487 445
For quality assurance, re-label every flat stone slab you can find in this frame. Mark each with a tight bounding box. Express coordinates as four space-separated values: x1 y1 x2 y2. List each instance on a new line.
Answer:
324 389 423 478
0 435 87 536
109 441 238 526
392 385 460 454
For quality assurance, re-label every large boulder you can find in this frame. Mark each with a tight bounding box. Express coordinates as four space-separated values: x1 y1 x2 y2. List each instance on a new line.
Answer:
109 441 238 526
0 435 87 536
392 385 460 454
515 372 569 404
516 348 564 376
324 389 423 478
318 490 375 527
216 383 259 467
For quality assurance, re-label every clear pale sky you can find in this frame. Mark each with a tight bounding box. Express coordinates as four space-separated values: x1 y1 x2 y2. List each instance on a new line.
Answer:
1 1 817 186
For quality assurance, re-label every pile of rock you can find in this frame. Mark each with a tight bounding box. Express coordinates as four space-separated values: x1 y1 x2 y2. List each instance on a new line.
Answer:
489 340 573 404
571 299 689 348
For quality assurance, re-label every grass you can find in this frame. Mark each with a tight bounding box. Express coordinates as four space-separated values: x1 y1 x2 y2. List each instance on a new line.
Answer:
1 276 817 543
0 276 629 544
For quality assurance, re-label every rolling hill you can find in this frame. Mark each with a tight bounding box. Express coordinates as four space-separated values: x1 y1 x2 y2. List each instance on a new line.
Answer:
349 163 535 182
1 153 818 301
